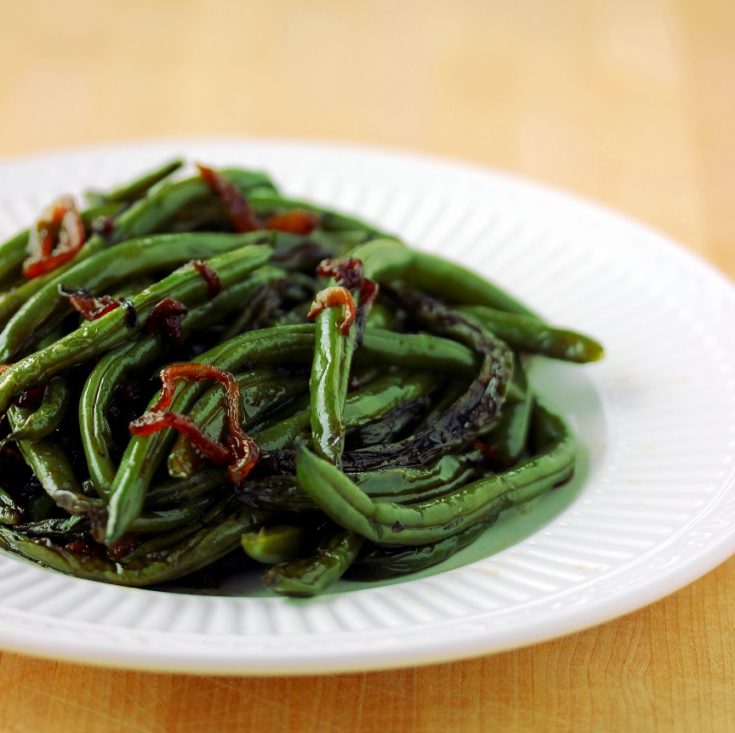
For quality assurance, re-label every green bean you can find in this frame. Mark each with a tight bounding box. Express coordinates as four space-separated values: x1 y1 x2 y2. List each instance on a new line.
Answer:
221 372 306 426
236 476 314 512
0 507 268 587
458 305 604 363
481 358 532 467
79 266 286 496
349 519 496 581
263 528 363 598
408 251 538 317
295 402 575 546
97 159 184 204
307 301 349 461
182 264 288 329
0 185 343 335
0 243 272 413
359 329 477 375
5 376 71 443
126 496 253 563
309 238 412 465
241 524 307 565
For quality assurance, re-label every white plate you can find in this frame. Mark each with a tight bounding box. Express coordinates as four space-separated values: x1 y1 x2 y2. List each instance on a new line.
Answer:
0 139 733 675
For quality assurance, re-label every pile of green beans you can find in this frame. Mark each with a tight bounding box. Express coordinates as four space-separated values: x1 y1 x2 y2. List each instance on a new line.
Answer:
0 160 603 597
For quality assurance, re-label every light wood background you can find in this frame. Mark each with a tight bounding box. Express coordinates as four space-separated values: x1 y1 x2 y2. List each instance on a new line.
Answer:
0 0 733 731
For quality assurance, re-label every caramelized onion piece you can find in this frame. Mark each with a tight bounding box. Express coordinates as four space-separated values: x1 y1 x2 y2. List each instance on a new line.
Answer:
145 297 188 343
310 257 379 335
60 286 137 326
307 286 357 336
317 256 379 306
23 196 86 278
129 363 260 483
192 260 221 298
196 163 262 232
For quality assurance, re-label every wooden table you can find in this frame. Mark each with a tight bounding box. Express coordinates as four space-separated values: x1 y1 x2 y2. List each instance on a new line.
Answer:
0 1 733 730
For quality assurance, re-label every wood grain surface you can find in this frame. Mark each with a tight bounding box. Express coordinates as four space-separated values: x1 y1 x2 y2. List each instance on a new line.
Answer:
0 0 733 730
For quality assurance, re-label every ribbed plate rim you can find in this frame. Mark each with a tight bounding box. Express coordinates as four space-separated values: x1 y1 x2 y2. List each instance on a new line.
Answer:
0 138 731 675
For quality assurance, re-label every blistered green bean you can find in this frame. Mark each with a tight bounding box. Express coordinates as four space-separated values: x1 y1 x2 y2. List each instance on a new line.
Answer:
295 403 575 546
